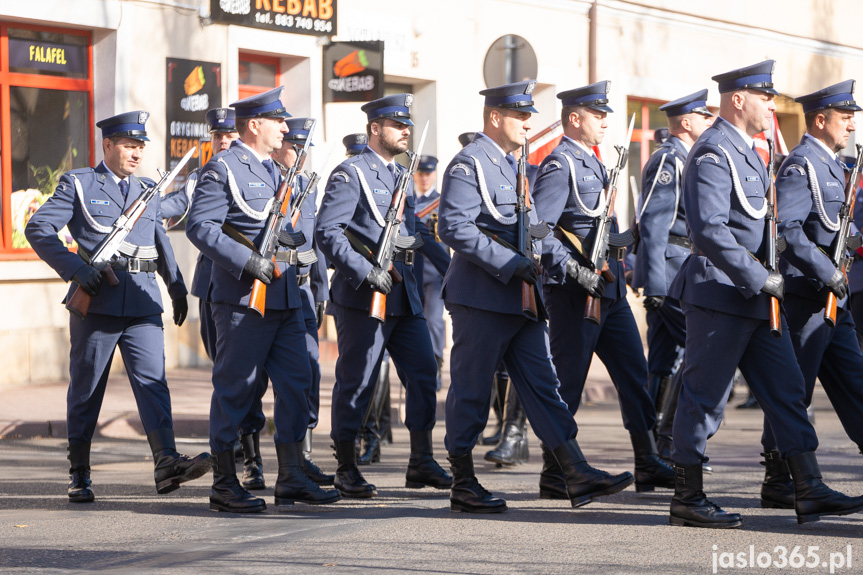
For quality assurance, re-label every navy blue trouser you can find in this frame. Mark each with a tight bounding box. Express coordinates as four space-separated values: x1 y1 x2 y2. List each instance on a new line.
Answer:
68 313 173 445
545 286 655 434
329 303 438 443
646 296 686 377
209 303 311 452
763 295 863 452
672 302 818 465
444 303 577 454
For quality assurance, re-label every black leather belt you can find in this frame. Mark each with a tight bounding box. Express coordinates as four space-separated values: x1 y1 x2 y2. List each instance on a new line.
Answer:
393 250 415 265
112 258 157 273
668 235 692 250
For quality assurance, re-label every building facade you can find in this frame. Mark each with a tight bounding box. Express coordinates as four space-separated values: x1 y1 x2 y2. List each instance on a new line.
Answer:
1 0 861 388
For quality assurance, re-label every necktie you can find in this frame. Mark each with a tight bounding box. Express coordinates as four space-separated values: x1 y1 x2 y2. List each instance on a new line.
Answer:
505 155 518 176
262 159 278 188
118 179 129 198
387 163 399 185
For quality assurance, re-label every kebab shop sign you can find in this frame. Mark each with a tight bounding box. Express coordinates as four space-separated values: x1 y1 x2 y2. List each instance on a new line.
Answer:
166 58 222 180
212 0 336 36
323 40 384 104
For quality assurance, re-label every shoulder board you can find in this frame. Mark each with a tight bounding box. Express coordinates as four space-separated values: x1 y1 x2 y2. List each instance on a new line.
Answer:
67 167 96 175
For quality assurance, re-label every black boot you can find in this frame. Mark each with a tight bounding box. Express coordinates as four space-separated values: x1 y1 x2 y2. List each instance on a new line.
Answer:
447 451 507 513
240 432 265 490
333 440 377 498
760 450 794 509
538 443 569 500
631 432 675 492
357 428 381 465
485 382 529 466
669 464 742 528
302 430 334 485
405 430 452 489
553 438 634 507
147 428 212 495
67 442 94 503
787 451 863 524
209 450 266 513
274 443 341 506
481 370 508 445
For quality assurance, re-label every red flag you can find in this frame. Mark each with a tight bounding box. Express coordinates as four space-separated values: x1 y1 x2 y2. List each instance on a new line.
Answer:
753 112 788 165
528 120 562 165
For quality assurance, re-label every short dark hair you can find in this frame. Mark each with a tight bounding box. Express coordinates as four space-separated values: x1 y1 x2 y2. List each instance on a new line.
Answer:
235 118 251 136
804 108 837 131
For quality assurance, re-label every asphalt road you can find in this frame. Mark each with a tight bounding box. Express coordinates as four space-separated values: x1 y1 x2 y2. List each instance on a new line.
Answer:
1 398 862 574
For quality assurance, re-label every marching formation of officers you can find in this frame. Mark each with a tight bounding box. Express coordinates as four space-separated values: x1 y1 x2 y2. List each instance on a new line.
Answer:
24 57 863 529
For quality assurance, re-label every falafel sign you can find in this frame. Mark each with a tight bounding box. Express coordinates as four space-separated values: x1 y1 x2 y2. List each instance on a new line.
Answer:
211 0 336 36
323 41 384 103
166 58 222 185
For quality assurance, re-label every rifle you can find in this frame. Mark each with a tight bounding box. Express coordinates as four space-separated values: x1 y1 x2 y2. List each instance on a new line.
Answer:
584 114 636 324
825 143 863 327
764 133 781 337
369 120 429 322
248 119 316 317
65 146 196 319
416 197 441 240
517 139 539 320
289 141 334 228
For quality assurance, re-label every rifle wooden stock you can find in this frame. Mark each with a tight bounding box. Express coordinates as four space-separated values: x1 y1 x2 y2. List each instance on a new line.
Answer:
825 292 838 328
65 266 120 319
370 290 387 322
415 197 441 219
584 276 602 324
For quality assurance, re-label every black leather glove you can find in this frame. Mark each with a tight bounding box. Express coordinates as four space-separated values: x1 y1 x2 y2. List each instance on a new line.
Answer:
243 253 275 284
315 301 326 328
172 296 188 327
643 295 665 311
513 256 539 286
761 271 785 302
826 269 848 299
565 259 605 298
366 266 393 294
72 265 102 296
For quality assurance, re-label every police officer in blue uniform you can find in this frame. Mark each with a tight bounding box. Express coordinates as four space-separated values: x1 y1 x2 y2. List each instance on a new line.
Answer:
439 80 634 513
162 108 239 225
269 116 334 486
669 61 863 527
484 143 539 467
339 132 395 465
632 90 714 459
315 94 452 499
758 80 863 508
25 111 211 503
413 155 447 380
532 81 675 496
187 87 340 512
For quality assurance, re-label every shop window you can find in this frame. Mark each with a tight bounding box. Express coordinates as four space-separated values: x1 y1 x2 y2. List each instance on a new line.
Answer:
238 53 279 101
0 23 93 256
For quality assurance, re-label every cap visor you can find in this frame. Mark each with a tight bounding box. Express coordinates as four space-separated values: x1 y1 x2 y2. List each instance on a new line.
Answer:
589 104 614 114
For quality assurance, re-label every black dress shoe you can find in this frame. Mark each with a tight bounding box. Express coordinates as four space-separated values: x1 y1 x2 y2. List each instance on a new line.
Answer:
736 395 759 409
148 428 212 494
302 430 334 485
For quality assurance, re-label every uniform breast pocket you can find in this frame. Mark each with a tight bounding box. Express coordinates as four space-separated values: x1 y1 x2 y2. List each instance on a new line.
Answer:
576 178 603 210
88 204 121 226
741 184 766 215
240 185 273 213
